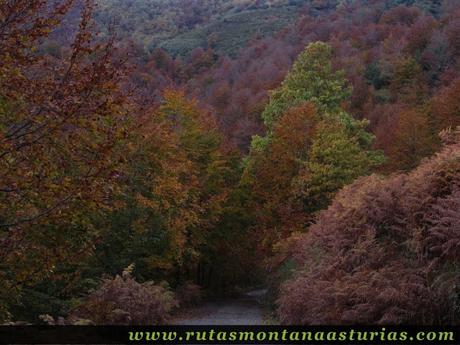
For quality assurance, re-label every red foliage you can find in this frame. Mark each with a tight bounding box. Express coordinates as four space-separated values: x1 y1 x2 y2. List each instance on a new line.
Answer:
72 268 178 325
379 5 422 26
277 128 460 325
175 281 203 308
174 0 460 160
431 78 460 131
249 103 317 255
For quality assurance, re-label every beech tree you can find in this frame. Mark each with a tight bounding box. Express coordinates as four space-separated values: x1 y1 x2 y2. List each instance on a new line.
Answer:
95 89 239 287
1 0 459 325
431 78 460 131
0 0 130 320
386 108 437 171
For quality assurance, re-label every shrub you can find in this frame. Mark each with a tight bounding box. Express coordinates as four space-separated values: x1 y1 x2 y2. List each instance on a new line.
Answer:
277 128 460 325
72 266 178 325
175 281 203 308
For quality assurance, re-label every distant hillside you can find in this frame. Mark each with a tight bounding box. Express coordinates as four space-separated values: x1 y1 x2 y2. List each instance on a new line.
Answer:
94 0 443 57
158 5 302 57
94 0 314 56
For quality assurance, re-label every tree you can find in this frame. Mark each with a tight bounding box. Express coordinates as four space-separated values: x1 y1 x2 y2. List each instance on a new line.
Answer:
386 108 437 171
94 89 238 289
389 57 428 104
259 41 351 131
245 42 383 258
0 0 130 321
293 118 384 213
246 103 318 252
431 78 460 131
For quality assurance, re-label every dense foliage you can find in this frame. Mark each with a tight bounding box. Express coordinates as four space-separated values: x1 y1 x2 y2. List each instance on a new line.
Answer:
278 127 460 324
181 0 459 159
94 0 308 56
245 42 384 256
72 265 177 325
0 0 130 320
0 0 248 321
0 0 459 325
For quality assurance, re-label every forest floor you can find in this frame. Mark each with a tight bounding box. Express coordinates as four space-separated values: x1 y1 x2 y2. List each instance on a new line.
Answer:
172 289 273 325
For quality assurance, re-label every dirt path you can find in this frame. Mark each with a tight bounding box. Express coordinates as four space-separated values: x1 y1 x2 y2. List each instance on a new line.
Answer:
173 289 269 325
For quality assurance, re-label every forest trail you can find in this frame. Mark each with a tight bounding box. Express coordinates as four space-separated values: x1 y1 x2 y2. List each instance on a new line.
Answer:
172 289 269 325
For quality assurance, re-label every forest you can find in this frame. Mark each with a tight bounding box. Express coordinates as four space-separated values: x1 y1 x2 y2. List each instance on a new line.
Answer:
0 0 459 325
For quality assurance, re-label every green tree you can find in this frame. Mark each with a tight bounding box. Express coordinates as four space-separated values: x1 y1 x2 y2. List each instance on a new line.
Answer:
246 42 384 256
260 41 351 131
293 119 384 213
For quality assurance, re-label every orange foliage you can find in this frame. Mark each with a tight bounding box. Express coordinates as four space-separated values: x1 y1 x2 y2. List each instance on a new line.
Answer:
431 78 460 131
0 0 130 300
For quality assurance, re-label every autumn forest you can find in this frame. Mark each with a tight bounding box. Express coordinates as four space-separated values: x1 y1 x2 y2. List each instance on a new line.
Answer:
0 0 459 325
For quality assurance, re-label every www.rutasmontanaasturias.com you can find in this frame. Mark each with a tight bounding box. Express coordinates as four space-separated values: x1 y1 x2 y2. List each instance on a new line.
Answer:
128 328 455 343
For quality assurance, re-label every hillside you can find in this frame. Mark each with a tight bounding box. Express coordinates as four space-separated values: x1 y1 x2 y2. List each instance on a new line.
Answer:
158 5 302 57
94 0 313 56
94 0 443 56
